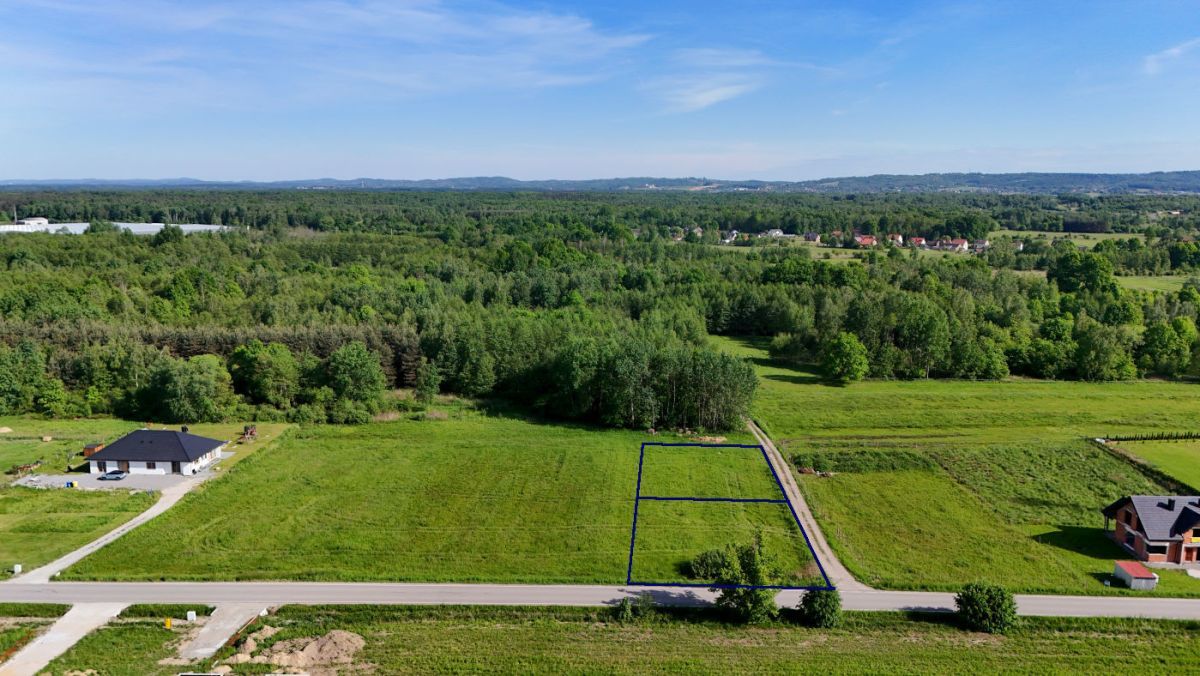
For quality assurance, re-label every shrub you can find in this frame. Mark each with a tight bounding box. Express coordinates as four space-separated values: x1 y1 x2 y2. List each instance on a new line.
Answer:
688 548 728 580
955 582 1017 634
797 589 841 628
611 593 654 623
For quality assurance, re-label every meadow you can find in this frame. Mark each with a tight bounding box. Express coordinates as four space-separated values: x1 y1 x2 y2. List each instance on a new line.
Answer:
992 228 1141 248
713 336 1200 595
0 487 155 576
42 605 1200 674
1118 440 1200 490
1116 275 1191 293
63 408 792 583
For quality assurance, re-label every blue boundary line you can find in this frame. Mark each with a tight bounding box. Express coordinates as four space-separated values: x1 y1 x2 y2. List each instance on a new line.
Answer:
638 496 787 504
624 442 648 585
626 441 835 592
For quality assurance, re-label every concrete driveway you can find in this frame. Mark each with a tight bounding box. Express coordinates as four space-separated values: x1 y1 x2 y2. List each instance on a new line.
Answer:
10 451 232 492
14 471 188 492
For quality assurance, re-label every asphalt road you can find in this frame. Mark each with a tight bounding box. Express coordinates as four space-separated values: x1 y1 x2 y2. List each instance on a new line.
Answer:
2 583 1200 619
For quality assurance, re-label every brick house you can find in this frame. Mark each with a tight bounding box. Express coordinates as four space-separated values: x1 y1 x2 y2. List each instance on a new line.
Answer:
1101 496 1200 564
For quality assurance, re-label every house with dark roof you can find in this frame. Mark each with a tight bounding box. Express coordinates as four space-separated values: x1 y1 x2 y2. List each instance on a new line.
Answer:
88 429 226 476
1102 496 1200 564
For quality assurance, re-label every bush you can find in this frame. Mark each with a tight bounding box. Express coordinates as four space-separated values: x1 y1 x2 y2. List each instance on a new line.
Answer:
611 593 654 623
955 582 1017 634
797 589 841 628
688 548 728 580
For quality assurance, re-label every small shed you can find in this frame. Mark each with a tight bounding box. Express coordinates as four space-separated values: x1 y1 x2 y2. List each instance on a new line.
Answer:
83 442 105 457
1114 560 1159 590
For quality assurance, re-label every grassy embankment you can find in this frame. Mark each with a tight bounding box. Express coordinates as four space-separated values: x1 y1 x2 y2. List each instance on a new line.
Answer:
0 419 289 576
41 605 1200 674
713 335 1200 596
64 405 797 583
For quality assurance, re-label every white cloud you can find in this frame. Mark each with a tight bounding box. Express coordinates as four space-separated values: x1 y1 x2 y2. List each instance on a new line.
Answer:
651 75 763 113
1143 36 1200 75
0 0 650 103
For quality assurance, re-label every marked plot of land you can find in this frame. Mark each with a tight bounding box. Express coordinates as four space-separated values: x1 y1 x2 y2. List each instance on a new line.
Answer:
627 443 830 589
637 444 781 499
630 499 821 585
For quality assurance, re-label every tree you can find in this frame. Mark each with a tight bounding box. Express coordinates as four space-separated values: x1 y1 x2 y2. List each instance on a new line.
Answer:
326 341 386 406
229 340 300 408
822 332 869 384
1073 317 1136 381
140 354 235 423
414 357 441 405
797 589 842 628
711 537 780 624
955 582 1017 634
151 223 184 246
1137 320 1193 377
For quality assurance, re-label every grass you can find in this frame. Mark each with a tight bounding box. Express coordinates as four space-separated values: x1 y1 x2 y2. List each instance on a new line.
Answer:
630 500 819 585
637 444 781 499
64 408 759 583
120 604 214 619
0 487 156 576
41 620 201 676
992 229 1142 249
1116 275 1191 293
1117 440 1200 490
61 605 1189 673
711 335 1200 595
0 604 69 618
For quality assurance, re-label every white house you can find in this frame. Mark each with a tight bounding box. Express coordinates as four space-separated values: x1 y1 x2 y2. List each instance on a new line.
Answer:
16 217 49 226
88 429 225 476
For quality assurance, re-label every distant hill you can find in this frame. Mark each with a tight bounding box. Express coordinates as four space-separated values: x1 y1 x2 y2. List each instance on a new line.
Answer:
3 171 1200 194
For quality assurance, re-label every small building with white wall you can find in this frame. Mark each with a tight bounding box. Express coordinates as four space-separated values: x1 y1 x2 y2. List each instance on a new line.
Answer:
88 428 225 476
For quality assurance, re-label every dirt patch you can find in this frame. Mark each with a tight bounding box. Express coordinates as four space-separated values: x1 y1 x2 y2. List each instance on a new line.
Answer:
220 628 366 675
692 436 727 443
0 427 12 433
372 411 402 422
424 410 448 420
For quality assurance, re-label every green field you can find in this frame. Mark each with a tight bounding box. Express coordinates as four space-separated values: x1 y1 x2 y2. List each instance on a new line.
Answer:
43 605 1200 674
63 409 790 583
638 444 780 499
1116 275 1190 293
992 229 1142 249
0 487 156 576
713 335 1200 595
1118 440 1200 490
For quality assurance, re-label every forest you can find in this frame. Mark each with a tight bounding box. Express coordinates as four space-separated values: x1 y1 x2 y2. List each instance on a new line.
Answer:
0 190 1198 430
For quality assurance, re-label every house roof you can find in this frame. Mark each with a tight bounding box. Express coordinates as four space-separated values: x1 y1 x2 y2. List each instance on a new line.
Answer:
1114 560 1157 579
88 429 224 463
1102 496 1200 541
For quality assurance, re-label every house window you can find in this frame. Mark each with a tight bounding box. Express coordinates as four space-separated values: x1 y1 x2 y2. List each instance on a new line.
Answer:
1125 532 1136 548
97 461 107 472
146 462 156 470
1147 544 1168 555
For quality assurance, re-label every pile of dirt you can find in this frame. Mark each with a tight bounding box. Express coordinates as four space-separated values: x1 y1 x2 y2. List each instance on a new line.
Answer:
0 426 12 433
219 627 366 674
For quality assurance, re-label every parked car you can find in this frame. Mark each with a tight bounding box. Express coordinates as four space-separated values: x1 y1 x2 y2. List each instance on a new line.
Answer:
98 470 128 481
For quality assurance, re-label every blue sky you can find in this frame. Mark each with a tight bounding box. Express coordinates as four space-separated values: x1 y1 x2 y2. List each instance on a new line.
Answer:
2 0 1199 180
